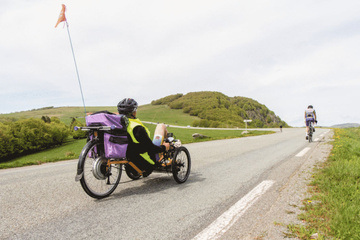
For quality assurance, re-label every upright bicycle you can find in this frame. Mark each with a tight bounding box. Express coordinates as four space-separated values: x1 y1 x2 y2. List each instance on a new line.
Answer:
308 121 314 143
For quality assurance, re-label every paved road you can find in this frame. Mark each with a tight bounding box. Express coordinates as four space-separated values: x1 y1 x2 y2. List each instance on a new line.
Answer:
0 128 331 240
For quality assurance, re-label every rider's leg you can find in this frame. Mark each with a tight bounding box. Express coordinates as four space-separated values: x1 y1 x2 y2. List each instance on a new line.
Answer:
153 123 168 144
305 119 310 139
313 120 315 132
153 124 169 161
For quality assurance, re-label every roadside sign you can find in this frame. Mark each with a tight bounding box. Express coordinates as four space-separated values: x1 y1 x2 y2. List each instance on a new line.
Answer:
243 120 252 130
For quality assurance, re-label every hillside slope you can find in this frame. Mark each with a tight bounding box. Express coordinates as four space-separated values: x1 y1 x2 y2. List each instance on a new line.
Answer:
151 91 288 128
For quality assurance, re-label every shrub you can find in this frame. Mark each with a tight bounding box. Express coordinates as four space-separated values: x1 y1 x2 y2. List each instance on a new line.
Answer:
210 121 221 128
189 108 202 116
48 119 70 144
169 101 183 109
0 122 18 158
70 117 87 139
41 116 51 123
183 106 192 113
151 93 183 105
0 118 70 162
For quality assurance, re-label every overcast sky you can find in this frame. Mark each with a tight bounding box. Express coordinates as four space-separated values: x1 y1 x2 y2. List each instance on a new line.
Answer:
1 0 359 127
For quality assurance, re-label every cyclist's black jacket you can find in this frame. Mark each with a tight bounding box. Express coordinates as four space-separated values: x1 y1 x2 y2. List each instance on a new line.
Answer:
126 125 165 173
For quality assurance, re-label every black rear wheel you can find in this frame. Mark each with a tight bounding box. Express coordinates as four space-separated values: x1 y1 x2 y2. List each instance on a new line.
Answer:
172 146 191 183
78 140 122 199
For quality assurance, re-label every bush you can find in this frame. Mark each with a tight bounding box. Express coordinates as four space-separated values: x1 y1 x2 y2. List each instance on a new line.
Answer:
189 108 202 116
210 121 221 128
151 93 183 105
41 116 51 123
70 117 88 139
183 106 192 113
169 101 183 109
0 122 18 158
0 118 70 162
48 119 70 144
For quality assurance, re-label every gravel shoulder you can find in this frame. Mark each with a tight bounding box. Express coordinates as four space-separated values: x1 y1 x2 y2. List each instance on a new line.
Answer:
244 130 334 239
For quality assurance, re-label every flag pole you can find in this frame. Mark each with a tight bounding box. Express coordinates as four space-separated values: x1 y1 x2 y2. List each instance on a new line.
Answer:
55 4 87 120
65 21 87 119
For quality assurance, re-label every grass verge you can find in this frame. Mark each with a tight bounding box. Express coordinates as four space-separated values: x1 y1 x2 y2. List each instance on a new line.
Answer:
0 138 87 169
288 128 360 239
0 124 274 169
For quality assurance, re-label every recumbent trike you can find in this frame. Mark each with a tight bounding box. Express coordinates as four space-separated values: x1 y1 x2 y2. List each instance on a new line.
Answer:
74 112 191 199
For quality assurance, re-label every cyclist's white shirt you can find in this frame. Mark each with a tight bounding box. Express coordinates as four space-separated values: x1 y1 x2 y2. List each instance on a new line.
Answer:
305 108 315 118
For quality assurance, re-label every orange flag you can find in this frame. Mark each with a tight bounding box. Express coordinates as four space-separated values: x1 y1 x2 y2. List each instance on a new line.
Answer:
55 4 67 28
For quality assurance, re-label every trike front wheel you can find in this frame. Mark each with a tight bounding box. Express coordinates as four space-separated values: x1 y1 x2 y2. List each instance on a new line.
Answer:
172 146 191 183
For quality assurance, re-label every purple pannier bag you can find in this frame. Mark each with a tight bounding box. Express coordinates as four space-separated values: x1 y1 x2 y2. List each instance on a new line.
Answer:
103 133 128 159
86 113 128 159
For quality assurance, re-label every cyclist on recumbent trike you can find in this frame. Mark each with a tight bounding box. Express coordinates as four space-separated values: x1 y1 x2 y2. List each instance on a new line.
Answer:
75 98 191 199
117 98 174 177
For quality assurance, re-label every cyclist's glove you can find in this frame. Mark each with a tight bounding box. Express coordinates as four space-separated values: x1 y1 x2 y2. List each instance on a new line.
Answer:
160 145 166 152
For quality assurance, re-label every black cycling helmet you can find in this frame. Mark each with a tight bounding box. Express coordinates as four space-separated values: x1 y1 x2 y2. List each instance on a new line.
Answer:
308 105 313 109
117 98 138 116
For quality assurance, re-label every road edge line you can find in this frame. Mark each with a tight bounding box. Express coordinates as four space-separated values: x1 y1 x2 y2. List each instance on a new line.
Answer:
192 180 275 240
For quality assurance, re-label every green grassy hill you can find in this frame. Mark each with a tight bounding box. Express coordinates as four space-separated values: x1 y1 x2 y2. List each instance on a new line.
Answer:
151 91 288 128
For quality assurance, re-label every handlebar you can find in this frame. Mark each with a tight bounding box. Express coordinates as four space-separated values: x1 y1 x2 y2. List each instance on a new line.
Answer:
165 137 175 143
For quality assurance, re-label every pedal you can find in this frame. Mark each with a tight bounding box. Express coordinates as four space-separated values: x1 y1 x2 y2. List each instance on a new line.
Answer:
161 158 172 167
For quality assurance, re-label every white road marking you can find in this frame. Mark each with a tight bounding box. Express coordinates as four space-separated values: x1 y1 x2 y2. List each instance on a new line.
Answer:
192 180 275 240
295 147 311 157
314 138 320 141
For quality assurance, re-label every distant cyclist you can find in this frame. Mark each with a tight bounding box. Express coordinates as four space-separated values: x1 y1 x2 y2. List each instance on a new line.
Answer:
304 105 317 140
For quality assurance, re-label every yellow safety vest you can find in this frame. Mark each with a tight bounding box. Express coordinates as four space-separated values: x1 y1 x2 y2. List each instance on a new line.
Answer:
127 118 154 165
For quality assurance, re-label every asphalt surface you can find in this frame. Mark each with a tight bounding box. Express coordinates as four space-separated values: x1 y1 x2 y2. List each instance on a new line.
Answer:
0 128 332 240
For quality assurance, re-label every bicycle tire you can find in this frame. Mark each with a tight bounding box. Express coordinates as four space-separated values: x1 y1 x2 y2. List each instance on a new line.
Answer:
308 124 313 143
78 140 122 199
172 146 191 183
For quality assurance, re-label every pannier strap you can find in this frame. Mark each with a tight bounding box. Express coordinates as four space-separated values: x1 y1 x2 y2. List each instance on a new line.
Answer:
109 136 128 144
